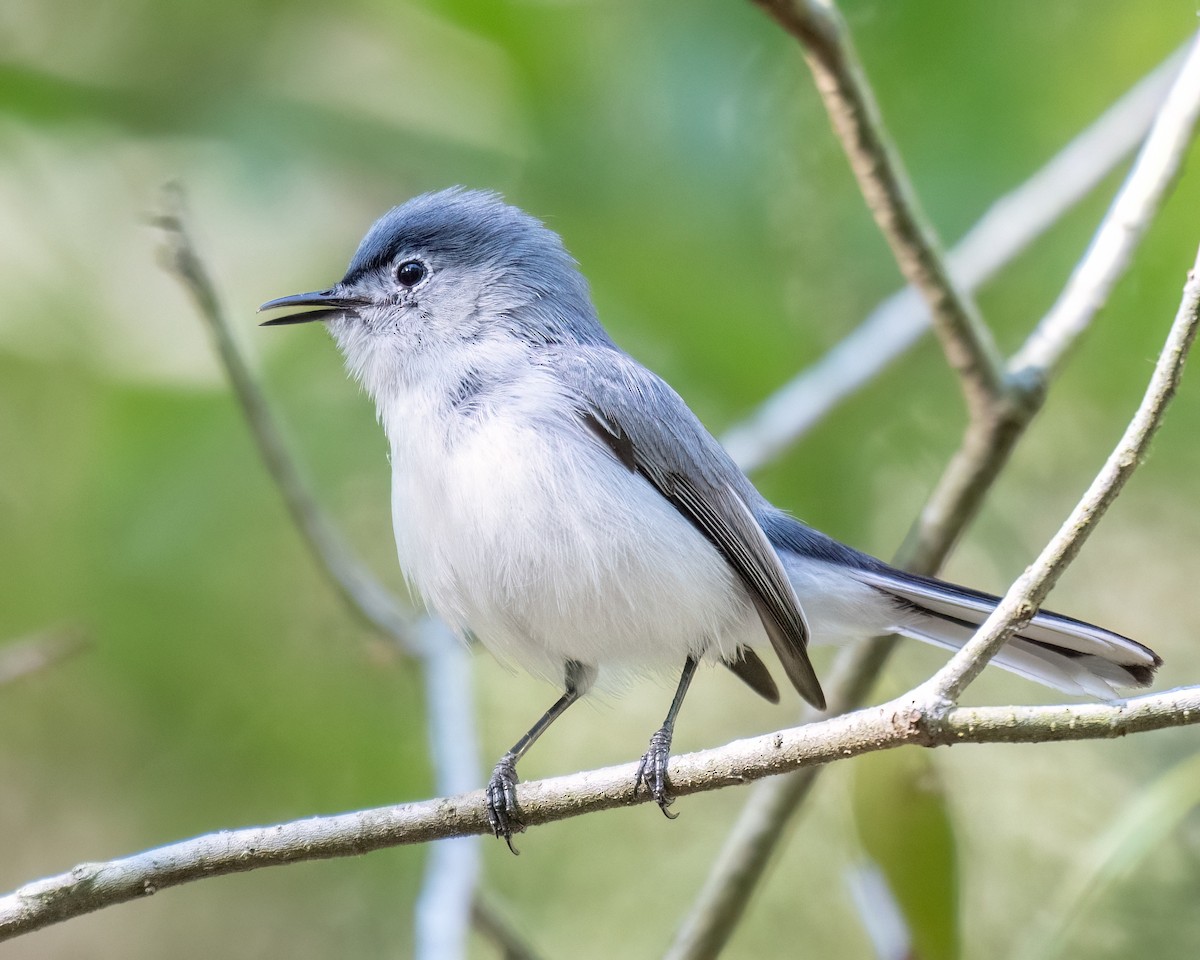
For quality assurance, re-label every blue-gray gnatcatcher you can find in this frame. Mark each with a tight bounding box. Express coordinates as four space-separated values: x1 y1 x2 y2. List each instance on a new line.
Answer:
260 188 1161 847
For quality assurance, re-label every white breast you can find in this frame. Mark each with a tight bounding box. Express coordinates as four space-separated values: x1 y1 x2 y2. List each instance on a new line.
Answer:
381 367 765 687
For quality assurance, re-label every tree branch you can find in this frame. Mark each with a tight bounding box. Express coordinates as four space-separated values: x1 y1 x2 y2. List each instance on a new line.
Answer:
723 44 1185 473
154 186 414 648
752 0 1006 419
921 239 1200 705
3 683 1199 943
471 895 546 960
0 627 89 688
670 34 1200 953
664 635 893 960
154 191 486 960
1011 32 1200 381
412 620 482 960
901 27 1200 568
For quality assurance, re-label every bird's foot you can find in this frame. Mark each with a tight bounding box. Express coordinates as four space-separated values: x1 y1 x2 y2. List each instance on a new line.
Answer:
634 725 678 819
485 753 523 854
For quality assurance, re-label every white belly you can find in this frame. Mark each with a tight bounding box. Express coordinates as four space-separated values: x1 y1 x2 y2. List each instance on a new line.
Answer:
387 394 764 686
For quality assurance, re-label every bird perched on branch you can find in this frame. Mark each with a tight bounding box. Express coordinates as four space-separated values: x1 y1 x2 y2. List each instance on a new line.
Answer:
261 188 1160 849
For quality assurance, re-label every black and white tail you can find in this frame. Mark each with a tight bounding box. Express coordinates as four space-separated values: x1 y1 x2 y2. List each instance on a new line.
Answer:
854 567 1161 698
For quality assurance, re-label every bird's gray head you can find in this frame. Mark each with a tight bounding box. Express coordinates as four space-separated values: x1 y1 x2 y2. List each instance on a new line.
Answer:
260 188 608 395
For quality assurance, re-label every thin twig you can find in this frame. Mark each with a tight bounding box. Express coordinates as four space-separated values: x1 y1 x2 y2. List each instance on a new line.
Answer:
154 191 488 960
753 0 1006 418
844 862 911 960
0 627 89 688
664 636 894 960
154 185 414 647
722 45 1186 473
669 34 1200 956
471 895 546 960
3 683 1199 943
413 620 481 960
1012 32 1200 381
902 27 1200 567
921 242 1200 705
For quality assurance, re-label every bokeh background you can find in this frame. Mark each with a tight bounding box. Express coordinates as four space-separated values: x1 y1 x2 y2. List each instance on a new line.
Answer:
3 1 1200 957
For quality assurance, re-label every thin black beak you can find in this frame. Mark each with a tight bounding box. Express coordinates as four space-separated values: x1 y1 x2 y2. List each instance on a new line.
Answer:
257 290 367 326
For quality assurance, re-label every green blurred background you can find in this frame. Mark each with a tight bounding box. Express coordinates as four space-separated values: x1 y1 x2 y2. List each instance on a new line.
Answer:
3 1 1200 957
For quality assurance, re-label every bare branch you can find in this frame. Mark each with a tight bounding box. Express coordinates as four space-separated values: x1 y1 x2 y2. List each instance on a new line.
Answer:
664 636 895 960
922 242 1200 705
1012 32 1200 380
3 683 1199 943
153 186 414 647
413 620 481 960
0 627 89 688
471 895 546 960
673 40 1200 946
154 190 483 960
900 27 1200 569
752 0 1005 417
723 45 1186 473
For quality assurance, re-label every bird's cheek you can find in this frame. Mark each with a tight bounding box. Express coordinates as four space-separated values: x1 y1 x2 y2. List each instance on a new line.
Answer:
349 307 397 337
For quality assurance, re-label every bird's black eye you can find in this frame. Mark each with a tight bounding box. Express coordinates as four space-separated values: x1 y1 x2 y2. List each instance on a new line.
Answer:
396 259 427 288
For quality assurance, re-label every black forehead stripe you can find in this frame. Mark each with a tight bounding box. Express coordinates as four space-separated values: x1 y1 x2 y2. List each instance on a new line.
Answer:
342 224 498 283
341 189 547 283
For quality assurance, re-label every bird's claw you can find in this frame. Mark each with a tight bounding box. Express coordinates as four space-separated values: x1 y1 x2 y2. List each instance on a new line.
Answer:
485 754 523 854
633 726 678 819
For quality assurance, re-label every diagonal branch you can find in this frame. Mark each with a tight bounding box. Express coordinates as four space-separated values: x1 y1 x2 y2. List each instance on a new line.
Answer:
753 0 1006 418
901 27 1200 567
154 190 486 960
722 44 1187 473
3 683 1200 943
472 895 547 960
154 186 414 648
669 33 1200 954
1012 32 1200 381
0 627 89 688
921 241 1200 705
664 633 892 960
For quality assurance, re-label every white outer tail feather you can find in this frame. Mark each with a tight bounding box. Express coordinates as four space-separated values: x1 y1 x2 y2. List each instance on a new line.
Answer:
851 568 1161 699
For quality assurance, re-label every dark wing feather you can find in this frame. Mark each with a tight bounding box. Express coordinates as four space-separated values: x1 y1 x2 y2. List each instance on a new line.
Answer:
724 647 780 703
569 350 825 709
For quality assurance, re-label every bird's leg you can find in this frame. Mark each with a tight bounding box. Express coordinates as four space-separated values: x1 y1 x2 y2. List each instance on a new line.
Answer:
486 659 592 853
634 655 699 817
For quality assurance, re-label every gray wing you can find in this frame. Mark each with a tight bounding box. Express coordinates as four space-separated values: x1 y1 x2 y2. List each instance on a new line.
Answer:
550 346 825 709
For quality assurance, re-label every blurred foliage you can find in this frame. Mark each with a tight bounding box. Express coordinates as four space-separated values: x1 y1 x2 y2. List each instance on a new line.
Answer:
853 749 959 960
2 1 1200 958
1015 750 1200 960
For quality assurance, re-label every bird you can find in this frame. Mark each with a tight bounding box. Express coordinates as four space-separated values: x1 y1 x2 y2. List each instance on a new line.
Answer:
260 188 1161 848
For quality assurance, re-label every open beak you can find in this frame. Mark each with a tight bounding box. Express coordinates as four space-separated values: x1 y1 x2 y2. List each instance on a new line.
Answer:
257 289 368 326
